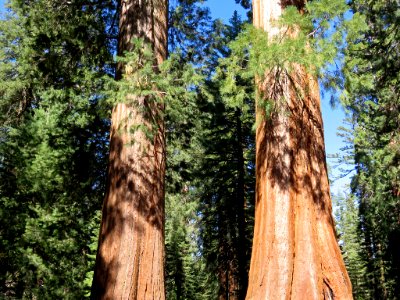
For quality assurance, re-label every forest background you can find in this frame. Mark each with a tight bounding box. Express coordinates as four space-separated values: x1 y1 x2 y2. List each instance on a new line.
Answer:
0 0 398 299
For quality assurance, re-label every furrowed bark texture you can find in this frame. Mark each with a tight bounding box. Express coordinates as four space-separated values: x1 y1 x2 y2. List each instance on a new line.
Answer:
246 1 353 299
91 0 167 299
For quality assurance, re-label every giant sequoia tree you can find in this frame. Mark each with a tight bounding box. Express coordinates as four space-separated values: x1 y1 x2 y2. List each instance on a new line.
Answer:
91 0 168 298
246 0 352 298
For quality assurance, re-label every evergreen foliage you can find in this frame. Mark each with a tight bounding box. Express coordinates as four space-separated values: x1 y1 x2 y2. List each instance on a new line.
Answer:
164 2 222 297
165 193 215 300
196 12 255 299
0 0 114 297
165 4 256 299
217 0 354 119
334 192 370 299
340 0 400 297
169 0 213 63
0 0 398 298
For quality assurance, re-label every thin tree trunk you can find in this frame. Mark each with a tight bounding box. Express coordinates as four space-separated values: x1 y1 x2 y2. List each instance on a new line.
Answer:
246 1 352 299
217 109 248 300
235 108 248 300
91 0 168 299
218 211 235 300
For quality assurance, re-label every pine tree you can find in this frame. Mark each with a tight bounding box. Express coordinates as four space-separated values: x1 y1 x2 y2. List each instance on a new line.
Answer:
163 5 256 299
334 193 370 299
0 0 114 298
198 85 255 300
342 0 400 297
165 192 215 300
197 11 255 300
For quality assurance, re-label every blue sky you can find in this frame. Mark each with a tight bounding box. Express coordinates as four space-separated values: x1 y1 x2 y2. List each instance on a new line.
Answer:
0 0 351 194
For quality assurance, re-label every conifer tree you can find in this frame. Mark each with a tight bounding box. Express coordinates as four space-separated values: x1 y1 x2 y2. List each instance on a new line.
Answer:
197 12 255 300
333 193 370 299
164 3 219 297
342 0 400 297
0 0 114 298
91 0 168 298
5 0 398 298
245 0 352 298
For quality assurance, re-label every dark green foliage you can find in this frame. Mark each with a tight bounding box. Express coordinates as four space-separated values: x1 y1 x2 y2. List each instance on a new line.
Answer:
164 92 218 299
0 0 114 298
234 0 251 21
169 0 212 63
161 1 222 298
196 12 255 299
235 0 250 9
334 193 370 299
197 79 255 299
163 8 256 299
341 0 400 298
165 193 216 300
1 0 398 298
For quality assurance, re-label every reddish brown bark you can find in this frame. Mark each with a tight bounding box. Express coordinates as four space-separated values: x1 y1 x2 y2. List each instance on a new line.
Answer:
218 242 240 300
91 0 167 299
246 1 353 299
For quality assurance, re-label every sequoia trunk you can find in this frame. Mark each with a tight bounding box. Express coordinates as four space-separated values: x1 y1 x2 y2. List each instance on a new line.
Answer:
246 1 353 299
91 0 168 299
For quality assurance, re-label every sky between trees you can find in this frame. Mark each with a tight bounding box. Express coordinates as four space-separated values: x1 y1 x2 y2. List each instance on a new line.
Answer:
206 0 352 195
0 0 351 195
